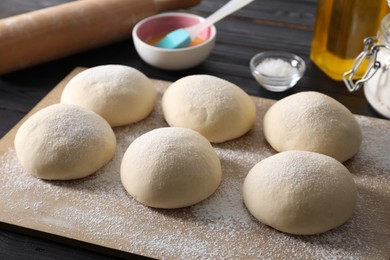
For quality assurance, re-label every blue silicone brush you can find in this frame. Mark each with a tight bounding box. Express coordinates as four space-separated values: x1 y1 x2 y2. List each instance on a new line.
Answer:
155 0 254 49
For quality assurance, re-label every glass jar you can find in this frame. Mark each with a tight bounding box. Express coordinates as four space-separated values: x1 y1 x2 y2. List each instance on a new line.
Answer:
343 13 390 118
311 0 388 81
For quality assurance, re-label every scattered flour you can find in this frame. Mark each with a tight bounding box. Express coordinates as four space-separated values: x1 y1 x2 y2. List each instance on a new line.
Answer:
0 83 389 259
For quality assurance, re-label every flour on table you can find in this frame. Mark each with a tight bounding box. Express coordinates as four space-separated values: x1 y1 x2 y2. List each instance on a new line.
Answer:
0 82 389 259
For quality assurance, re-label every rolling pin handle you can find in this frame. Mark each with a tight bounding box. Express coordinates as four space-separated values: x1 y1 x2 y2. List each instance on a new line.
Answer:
155 0 202 12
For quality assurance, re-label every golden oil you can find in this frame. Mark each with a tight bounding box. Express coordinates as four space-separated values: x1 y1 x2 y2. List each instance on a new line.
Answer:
310 0 388 81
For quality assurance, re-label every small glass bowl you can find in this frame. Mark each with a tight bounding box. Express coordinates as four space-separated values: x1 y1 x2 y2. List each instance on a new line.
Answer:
250 51 306 92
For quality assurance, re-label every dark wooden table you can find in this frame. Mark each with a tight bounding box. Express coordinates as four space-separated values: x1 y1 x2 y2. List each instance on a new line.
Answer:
0 0 386 259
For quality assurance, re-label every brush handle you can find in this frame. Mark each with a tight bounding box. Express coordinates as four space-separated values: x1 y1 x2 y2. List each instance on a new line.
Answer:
186 0 254 39
0 0 201 75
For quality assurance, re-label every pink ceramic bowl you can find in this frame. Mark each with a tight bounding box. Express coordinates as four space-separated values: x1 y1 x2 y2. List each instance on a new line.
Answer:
132 12 216 70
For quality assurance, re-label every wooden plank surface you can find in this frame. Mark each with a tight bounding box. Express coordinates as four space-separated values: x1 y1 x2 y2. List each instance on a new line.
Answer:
0 68 389 259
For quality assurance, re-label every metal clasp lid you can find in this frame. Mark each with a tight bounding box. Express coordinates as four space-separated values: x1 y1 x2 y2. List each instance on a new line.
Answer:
343 37 386 92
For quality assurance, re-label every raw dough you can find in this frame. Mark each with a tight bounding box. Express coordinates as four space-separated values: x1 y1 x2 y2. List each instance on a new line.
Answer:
161 75 256 143
120 127 222 209
61 65 157 127
243 150 357 235
263 91 362 162
14 104 116 180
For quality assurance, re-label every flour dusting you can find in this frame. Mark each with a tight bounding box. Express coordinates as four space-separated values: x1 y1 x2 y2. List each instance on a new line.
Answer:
0 83 389 259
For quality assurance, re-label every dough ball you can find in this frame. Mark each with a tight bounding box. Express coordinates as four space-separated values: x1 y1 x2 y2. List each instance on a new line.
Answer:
243 150 357 235
120 127 222 209
61 65 157 127
161 75 256 143
15 104 116 180
263 91 362 162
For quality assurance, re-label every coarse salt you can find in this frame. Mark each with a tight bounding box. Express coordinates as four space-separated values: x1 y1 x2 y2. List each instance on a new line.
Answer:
256 58 298 77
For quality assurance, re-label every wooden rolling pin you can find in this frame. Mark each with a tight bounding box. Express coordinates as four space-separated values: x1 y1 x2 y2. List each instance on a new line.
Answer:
0 0 201 75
